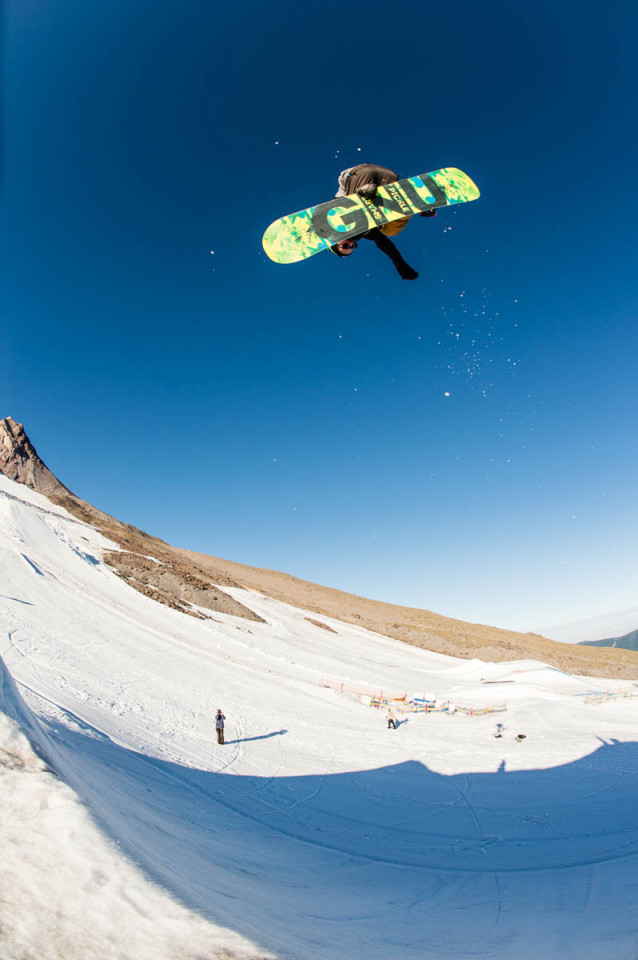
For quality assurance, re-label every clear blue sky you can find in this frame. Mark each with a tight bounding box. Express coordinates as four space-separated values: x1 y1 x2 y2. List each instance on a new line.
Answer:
2 0 637 632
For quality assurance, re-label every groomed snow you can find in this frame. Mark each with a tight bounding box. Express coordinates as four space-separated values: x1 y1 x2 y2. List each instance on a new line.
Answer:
1 474 638 960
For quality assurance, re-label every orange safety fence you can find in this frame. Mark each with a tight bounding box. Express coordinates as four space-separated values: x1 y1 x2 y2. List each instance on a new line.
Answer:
320 678 508 716
580 689 638 705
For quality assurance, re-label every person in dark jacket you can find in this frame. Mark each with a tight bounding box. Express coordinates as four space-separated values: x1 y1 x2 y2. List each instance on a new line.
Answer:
215 708 225 745
330 163 435 280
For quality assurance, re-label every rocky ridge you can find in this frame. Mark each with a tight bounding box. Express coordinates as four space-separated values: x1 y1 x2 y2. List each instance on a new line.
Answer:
0 417 72 498
0 418 263 624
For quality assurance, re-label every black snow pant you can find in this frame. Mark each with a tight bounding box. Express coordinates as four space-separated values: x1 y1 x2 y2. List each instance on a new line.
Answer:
217 728 224 744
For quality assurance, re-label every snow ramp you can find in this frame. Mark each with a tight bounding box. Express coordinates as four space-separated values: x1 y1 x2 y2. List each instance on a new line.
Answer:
3 650 638 960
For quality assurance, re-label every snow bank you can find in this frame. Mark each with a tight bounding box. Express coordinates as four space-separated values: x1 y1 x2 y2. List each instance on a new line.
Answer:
0 655 273 960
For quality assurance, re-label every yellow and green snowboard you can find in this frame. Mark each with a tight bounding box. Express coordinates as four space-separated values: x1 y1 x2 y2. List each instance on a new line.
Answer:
262 167 480 265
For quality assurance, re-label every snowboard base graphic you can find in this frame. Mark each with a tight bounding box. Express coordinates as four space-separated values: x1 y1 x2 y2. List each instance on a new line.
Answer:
262 167 480 264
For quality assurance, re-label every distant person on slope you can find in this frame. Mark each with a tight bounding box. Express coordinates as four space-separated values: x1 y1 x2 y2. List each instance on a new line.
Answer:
387 708 397 730
215 708 226 745
329 163 436 281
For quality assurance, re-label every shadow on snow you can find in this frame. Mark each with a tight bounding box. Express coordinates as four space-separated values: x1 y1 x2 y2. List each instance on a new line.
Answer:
2 655 638 960
224 729 288 744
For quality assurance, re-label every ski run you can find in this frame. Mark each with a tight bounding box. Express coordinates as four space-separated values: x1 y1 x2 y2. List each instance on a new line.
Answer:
1 474 637 960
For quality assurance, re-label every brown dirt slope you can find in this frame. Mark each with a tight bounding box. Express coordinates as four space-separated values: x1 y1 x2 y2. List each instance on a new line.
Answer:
2 416 636 681
47 494 265 623
42 497 638 679
102 548 265 623
175 547 638 680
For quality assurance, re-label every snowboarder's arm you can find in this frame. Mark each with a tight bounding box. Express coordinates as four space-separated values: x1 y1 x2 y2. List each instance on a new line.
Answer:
364 229 418 280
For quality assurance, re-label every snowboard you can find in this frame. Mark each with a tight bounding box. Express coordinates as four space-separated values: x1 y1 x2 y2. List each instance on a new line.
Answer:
262 167 480 265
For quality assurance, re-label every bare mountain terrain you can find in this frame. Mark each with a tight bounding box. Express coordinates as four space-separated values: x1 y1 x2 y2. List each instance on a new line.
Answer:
1 416 636 680
581 628 638 652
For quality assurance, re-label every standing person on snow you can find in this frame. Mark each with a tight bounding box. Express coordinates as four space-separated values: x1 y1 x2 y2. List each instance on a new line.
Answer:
387 708 397 730
329 163 436 280
215 708 226 745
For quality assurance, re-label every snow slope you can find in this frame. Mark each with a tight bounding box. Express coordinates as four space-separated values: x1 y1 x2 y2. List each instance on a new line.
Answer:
1 474 638 960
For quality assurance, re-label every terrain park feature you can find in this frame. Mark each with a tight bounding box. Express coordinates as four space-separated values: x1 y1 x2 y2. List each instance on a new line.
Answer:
262 167 480 264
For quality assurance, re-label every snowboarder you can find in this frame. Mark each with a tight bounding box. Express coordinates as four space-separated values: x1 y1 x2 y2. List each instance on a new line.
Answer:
387 708 396 730
330 163 436 280
215 708 226 745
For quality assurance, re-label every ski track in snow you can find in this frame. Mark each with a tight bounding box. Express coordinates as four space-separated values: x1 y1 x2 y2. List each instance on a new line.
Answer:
1 475 638 960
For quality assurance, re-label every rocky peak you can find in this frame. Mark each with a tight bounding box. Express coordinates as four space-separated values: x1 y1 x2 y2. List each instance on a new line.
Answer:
0 416 72 498
0 416 264 624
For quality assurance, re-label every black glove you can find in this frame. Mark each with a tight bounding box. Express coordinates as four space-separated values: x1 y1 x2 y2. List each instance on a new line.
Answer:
397 262 418 280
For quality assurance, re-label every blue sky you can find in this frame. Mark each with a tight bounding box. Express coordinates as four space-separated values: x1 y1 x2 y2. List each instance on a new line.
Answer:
2 0 637 633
